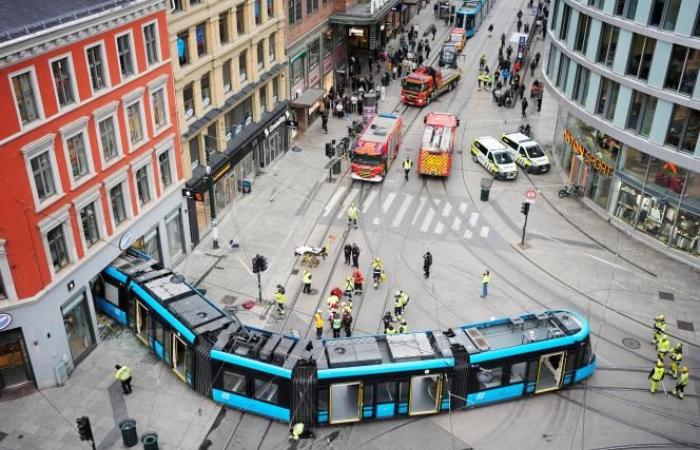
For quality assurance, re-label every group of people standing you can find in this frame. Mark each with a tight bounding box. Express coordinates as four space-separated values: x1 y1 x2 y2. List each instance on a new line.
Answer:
648 315 689 399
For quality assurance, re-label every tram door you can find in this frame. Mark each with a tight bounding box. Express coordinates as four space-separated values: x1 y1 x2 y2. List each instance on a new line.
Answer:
172 334 191 384
535 352 566 393
329 382 363 424
409 374 442 415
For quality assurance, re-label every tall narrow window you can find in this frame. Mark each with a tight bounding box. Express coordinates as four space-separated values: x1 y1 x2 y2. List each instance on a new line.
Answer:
126 101 144 145
51 57 75 107
143 23 160 65
662 0 682 31
116 34 134 78
46 224 70 272
98 116 119 162
558 4 572 41
595 79 620 121
189 137 200 168
135 166 151 206
183 83 194 118
267 0 274 18
626 91 657 137
12 71 40 124
177 31 189 66
255 0 262 25
260 84 267 113
269 33 276 62
614 0 637 19
196 22 208 56
596 23 619 68
30 151 57 202
572 65 590 106
664 46 700 96
272 76 279 101
257 41 265 69
649 0 665 26
222 60 232 93
556 54 570 89
626 34 656 81
66 133 90 180
239 51 248 81
219 12 230 44
86 45 107 92
573 14 590 54
158 150 173 188
201 73 211 107
110 183 127 225
151 88 167 131
236 5 246 35
295 0 302 21
80 202 100 249
665 105 700 153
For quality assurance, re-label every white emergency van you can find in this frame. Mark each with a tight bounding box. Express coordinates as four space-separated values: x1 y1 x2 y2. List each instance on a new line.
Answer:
500 132 551 173
471 136 518 180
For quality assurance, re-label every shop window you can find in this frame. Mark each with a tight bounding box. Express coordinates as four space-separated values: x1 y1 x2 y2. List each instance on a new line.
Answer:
612 181 643 224
223 370 247 394
236 5 246 34
133 227 162 263
614 0 637 19
647 157 688 197
254 378 279 403
201 72 211 107
616 145 649 185
558 4 571 41
671 209 700 254
189 136 200 169
664 45 700 96
62 293 95 364
177 31 189 67
573 14 590 54
572 65 590 106
219 12 230 45
626 91 657 137
636 194 676 242
596 23 619 68
626 34 655 81
665 105 700 154
166 209 185 261
196 22 208 57
595 78 619 121
588 169 614 210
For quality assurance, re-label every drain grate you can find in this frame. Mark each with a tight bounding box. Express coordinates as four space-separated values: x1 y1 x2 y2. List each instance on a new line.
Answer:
291 269 299 275
659 291 675 301
221 295 237 305
677 320 694 332
622 338 641 349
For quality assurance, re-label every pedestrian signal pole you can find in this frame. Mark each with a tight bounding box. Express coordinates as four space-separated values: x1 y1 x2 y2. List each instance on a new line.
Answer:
325 142 335 182
76 416 96 450
520 201 531 245
252 254 268 303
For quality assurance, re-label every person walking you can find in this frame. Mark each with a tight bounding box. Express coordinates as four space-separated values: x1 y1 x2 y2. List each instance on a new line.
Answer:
347 202 359 228
518 83 525 99
351 243 360 268
383 311 394 333
274 285 286 315
403 156 413 181
517 19 522 33
672 367 689 399
669 343 683 378
371 257 384 288
314 310 324 339
331 313 342 338
393 292 404 318
399 291 410 314
321 108 329 134
398 319 408 334
652 315 667 344
521 97 529 118
342 311 353 337
344 243 352 265
352 269 364 294
657 334 671 362
500 33 506 48
481 270 491 298
487 24 494 36
542 18 547 38
649 360 665 394
536 91 543 112
425 44 431 59
302 268 312 294
423 251 433 278
517 9 523 20
114 364 133 395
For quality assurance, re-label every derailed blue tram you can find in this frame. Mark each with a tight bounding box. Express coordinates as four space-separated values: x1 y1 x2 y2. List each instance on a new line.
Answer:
93 251 596 426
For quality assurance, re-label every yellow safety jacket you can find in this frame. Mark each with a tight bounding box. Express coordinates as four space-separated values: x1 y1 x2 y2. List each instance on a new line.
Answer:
302 271 312 284
670 350 683 364
398 325 408 333
386 328 397 335
650 366 665 381
677 372 689 387
400 293 409 307
347 206 359 220
314 313 324 329
657 338 671 354
394 297 403 309
482 274 491 285
115 366 132 381
274 292 286 305
344 279 354 291
654 320 667 333
403 159 413 170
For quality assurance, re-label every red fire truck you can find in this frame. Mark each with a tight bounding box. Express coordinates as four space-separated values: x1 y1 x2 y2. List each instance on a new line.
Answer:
418 112 459 176
401 67 462 106
350 113 403 182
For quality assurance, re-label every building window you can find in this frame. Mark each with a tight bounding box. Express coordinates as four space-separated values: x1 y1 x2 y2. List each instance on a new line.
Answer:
260 84 267 113
556 54 570 88
66 132 90 181
11 70 41 125
46 224 70 273
267 0 274 18
126 100 144 145
664 45 700 96
547 47 557 79
80 202 100 248
551 0 560 29
572 65 590 106
558 4 572 41
324 31 333 57
201 73 211 107
291 56 304 84
272 76 279 102
269 33 276 62
573 14 590 54
189 137 200 168
694 10 700 37
255 0 262 24
222 60 232 93
151 87 168 131
596 23 619 68
665 105 700 154
595 78 620 121
626 34 655 81
30 151 57 202
171 0 183 11
183 83 194 119
294 0 302 22
236 5 246 35
614 0 637 19
0 272 6 299
626 91 657 137
98 116 120 163
158 149 173 188
86 44 108 92
143 23 160 66
289 0 295 24
116 33 135 78
62 293 96 364
110 183 127 225
309 40 320 71
239 51 248 81
51 57 76 108
196 22 208 57
177 31 189 66
662 0 681 30
257 41 265 69
135 165 151 206
219 12 230 44
588 0 604 9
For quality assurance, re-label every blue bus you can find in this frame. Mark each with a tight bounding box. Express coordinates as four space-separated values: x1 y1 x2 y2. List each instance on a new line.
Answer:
455 0 490 38
94 251 596 426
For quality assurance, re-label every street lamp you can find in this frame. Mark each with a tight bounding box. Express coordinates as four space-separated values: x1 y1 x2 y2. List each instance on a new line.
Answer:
203 135 221 250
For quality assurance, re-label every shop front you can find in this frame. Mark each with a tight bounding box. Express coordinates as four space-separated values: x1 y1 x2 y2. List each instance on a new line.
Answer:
0 322 34 390
553 113 700 259
330 0 404 53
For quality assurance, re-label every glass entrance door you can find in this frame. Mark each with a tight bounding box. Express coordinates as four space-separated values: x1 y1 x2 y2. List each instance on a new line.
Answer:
0 328 34 390
409 374 442 415
535 352 566 393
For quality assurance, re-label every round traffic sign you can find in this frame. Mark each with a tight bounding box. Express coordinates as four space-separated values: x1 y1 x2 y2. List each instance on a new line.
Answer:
525 190 537 200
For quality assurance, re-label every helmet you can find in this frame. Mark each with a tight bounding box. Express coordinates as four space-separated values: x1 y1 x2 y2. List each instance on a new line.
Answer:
656 361 664 367
676 343 683 349
401 319 407 325
661 334 669 340
682 367 689 373
317 309 322 314
340 302 346 307
346 276 352 281
395 290 402 297
657 315 665 321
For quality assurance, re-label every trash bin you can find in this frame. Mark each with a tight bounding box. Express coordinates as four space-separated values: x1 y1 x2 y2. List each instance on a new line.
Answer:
480 177 493 201
332 159 341 174
119 419 138 448
141 432 159 450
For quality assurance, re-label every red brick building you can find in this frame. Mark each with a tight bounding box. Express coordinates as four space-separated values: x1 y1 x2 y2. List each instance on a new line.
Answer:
0 0 188 390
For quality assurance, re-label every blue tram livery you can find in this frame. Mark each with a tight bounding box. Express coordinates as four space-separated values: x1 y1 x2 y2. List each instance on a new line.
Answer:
94 251 596 426
455 0 491 38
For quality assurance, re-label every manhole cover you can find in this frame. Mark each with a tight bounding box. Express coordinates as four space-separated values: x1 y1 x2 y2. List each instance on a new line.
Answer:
677 320 694 332
291 269 299 275
659 291 675 301
622 338 641 349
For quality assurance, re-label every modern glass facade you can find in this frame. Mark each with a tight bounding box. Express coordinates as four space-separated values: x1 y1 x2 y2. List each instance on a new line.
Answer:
545 0 700 259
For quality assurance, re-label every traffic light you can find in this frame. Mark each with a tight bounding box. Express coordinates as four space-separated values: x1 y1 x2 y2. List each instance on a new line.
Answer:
521 202 530 216
325 143 335 158
76 416 93 442
252 254 268 273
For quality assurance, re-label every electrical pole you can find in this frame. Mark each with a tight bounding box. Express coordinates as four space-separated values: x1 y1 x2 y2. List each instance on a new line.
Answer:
204 136 219 250
520 201 531 245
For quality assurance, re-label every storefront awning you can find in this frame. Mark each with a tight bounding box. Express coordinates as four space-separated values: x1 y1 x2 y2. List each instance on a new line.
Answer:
330 0 401 25
290 88 325 108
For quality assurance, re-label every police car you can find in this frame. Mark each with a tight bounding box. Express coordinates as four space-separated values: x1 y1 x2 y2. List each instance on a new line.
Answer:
471 136 518 180
500 133 551 173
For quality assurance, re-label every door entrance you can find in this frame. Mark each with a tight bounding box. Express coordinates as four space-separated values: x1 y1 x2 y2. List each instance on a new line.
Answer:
329 382 362 424
172 334 189 383
0 328 35 390
409 374 442 415
535 351 566 393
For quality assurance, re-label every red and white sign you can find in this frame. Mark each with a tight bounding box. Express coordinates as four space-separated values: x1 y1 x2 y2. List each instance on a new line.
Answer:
525 189 537 201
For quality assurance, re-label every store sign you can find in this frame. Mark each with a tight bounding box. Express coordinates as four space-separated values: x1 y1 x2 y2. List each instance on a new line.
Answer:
0 313 12 331
267 116 286 134
563 129 614 176
214 163 231 182
118 232 134 250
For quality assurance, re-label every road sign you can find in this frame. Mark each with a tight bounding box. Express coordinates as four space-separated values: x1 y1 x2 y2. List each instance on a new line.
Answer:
525 189 537 201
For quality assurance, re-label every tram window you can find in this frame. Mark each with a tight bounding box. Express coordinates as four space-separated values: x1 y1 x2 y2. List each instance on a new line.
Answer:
398 381 409 403
442 375 452 400
318 387 329 411
254 378 279 404
526 360 538 383
223 370 247 395
375 382 395 403
154 319 164 344
477 366 503 389
508 362 527 383
363 384 373 406
579 339 592 367
565 350 578 373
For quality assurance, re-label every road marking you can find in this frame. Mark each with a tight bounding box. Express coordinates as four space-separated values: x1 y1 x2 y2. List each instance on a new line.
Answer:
411 197 427 225
381 192 397 213
434 222 445 234
420 208 435 232
433 198 441 207
441 203 452 217
337 188 360 218
459 202 468 214
361 190 377 213
463 229 473 239
323 186 347 217
469 212 479 226
451 217 462 230
372 217 381 225
480 226 490 238
583 252 636 274
392 195 413 227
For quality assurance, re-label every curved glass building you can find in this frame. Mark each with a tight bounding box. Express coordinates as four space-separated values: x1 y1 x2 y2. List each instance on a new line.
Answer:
543 0 700 263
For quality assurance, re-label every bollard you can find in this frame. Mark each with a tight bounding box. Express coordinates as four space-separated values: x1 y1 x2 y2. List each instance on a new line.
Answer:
480 177 493 201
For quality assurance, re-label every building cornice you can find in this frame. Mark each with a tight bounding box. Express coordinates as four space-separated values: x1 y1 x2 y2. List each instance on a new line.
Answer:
0 0 167 69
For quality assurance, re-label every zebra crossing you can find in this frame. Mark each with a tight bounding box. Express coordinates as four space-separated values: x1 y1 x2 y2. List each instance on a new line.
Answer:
324 186 490 239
